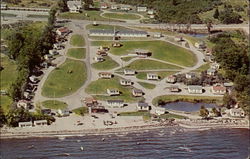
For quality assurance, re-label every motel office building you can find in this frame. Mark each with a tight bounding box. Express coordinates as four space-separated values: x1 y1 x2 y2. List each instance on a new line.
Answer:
89 29 148 38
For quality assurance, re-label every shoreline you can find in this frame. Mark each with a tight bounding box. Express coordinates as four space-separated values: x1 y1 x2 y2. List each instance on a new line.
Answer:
1 121 248 139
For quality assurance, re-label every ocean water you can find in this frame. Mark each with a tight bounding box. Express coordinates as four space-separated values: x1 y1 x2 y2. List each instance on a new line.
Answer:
0 128 249 159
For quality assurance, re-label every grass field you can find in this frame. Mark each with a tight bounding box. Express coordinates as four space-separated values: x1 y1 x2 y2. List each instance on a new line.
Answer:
91 56 119 70
121 59 182 70
0 96 13 114
136 71 178 80
0 54 17 91
1 13 17 17
72 107 88 116
121 56 136 62
70 34 85 47
42 59 87 98
67 48 86 59
42 100 68 110
160 113 186 119
92 41 196 67
86 24 128 30
137 82 156 89
118 111 150 116
152 95 223 106
102 12 141 20
85 77 143 102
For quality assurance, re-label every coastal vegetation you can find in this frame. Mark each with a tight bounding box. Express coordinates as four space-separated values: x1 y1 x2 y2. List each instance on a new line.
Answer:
42 59 87 98
153 95 223 106
85 77 144 102
70 34 85 47
67 48 86 59
209 31 249 114
92 41 196 67
102 12 141 20
42 100 68 110
91 56 119 70
137 82 156 89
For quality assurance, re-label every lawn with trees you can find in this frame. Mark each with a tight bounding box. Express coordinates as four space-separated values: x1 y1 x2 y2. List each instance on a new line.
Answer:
70 34 85 47
42 59 87 98
85 77 144 102
93 41 196 67
42 100 68 110
91 56 119 70
67 48 86 59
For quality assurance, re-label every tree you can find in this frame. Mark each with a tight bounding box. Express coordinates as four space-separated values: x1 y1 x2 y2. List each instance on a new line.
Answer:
204 18 213 33
0 107 6 127
172 0 177 6
199 105 209 118
6 32 24 60
58 0 68 12
213 8 219 19
83 0 94 10
212 107 221 117
223 92 236 109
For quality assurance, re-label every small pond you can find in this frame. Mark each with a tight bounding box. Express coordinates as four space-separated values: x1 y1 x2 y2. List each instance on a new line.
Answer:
163 101 218 112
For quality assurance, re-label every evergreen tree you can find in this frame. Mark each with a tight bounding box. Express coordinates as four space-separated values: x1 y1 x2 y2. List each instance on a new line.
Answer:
213 8 219 19
58 0 68 12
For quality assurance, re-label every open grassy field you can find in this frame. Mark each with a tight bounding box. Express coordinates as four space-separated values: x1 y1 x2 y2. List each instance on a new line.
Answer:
72 107 88 116
137 82 156 89
85 77 143 102
121 59 182 70
152 95 223 106
118 111 150 116
0 54 17 91
102 12 141 20
42 59 87 98
86 24 128 30
91 56 119 70
27 14 49 18
59 11 121 22
0 96 13 114
92 41 196 67
70 34 85 47
160 113 186 119
5 0 55 8
136 71 178 80
121 56 136 62
42 100 68 110
1 13 17 17
67 48 86 59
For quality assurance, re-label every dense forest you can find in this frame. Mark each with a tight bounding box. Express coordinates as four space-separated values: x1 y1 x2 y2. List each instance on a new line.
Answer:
115 0 244 24
209 31 250 114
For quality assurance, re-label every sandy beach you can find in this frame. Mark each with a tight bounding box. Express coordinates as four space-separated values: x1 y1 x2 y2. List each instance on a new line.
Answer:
1 114 249 139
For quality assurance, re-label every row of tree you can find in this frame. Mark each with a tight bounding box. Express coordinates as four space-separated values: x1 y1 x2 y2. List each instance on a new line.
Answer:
7 8 56 101
213 5 242 24
209 31 250 114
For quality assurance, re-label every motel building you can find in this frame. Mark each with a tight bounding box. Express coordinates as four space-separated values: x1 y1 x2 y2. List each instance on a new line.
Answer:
187 85 203 94
124 69 136 75
137 102 150 111
34 120 48 126
147 73 158 80
107 89 120 96
132 89 143 97
98 72 112 79
18 121 33 128
137 6 147 12
106 100 124 108
120 79 132 86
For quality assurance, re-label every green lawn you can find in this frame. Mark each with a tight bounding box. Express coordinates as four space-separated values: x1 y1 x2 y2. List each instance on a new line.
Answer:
153 95 223 106
59 11 120 21
137 82 156 89
42 100 68 110
92 41 196 67
195 63 210 72
160 113 186 119
136 71 178 80
85 77 143 102
1 13 17 17
91 56 119 70
72 107 88 116
67 48 86 59
86 24 128 30
27 14 49 18
121 59 182 70
121 56 136 62
118 111 150 116
0 96 13 114
42 59 87 98
70 34 85 47
0 54 18 91
102 12 141 20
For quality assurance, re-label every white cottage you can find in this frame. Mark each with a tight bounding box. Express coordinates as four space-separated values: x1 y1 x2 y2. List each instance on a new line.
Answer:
137 102 150 111
124 69 136 75
107 89 120 96
67 0 82 13
120 79 132 86
188 85 203 94
106 100 124 108
147 73 158 80
137 6 147 12
18 121 33 128
34 120 48 126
